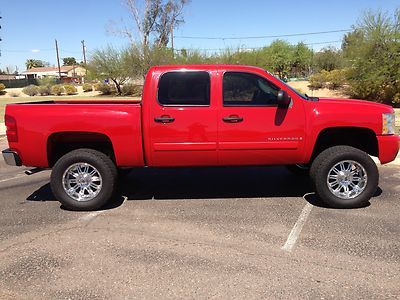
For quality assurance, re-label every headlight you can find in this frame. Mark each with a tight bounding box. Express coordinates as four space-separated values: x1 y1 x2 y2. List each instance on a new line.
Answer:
382 112 395 135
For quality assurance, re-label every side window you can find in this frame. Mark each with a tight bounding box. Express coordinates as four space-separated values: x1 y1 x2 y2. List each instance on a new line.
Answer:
158 71 210 106
223 72 279 106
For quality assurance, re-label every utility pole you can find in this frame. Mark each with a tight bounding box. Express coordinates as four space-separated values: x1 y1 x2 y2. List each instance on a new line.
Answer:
170 26 174 58
81 40 87 65
55 39 62 80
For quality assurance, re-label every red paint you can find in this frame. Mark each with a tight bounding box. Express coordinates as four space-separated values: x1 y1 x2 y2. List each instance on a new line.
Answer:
4 65 399 168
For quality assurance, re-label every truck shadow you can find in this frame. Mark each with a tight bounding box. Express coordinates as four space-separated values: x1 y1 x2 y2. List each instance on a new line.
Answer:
26 166 381 210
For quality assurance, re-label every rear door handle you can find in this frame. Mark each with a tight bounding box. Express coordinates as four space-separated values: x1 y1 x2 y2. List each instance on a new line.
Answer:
154 115 175 123
223 115 244 123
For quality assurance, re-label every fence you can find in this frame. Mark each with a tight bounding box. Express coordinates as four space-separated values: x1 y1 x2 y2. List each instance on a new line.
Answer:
0 78 39 88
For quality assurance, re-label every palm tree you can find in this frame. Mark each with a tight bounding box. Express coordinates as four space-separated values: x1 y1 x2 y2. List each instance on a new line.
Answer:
25 59 44 70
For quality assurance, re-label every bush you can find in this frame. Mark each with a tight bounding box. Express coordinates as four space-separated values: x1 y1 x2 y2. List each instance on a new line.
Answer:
121 84 143 97
38 85 51 96
308 70 332 90
38 77 57 87
64 84 77 95
51 84 64 96
22 85 39 96
326 69 347 90
93 82 102 91
0 83 5 95
96 83 113 95
82 83 93 92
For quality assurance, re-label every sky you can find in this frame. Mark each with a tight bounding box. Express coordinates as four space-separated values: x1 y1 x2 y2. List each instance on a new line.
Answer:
0 0 399 72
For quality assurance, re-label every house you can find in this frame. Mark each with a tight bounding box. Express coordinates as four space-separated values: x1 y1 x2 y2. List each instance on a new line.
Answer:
22 66 86 83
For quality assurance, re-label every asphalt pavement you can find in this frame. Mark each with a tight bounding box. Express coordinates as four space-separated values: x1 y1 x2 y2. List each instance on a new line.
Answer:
0 137 399 299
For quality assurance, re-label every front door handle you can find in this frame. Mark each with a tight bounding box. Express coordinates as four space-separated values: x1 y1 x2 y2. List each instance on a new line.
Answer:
154 115 175 123
223 115 244 123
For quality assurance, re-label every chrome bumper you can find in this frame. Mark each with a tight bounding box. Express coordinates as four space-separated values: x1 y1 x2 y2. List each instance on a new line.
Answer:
2 149 22 166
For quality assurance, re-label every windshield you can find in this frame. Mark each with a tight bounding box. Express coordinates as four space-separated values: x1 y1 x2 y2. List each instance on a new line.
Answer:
264 70 308 100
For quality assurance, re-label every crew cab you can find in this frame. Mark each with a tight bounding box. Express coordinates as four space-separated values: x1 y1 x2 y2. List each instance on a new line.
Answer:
2 65 399 210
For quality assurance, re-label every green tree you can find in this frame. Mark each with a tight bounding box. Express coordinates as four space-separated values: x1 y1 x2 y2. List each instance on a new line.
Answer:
342 9 400 104
88 46 133 94
63 57 77 66
25 59 46 69
261 40 294 78
314 47 342 72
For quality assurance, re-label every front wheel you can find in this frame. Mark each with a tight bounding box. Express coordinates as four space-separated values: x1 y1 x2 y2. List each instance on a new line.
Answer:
310 146 379 208
50 149 117 211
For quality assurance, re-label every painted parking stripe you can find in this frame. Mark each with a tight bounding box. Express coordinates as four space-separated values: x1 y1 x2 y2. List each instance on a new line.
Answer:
0 174 26 183
281 199 313 252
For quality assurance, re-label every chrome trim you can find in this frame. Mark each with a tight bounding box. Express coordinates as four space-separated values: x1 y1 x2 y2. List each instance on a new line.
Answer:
2 149 22 166
326 160 367 199
62 162 103 202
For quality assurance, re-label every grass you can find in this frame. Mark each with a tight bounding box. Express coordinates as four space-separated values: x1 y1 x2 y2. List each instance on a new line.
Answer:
0 94 141 121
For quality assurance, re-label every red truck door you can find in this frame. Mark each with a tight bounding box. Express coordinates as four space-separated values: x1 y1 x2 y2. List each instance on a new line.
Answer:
217 70 306 165
147 70 218 166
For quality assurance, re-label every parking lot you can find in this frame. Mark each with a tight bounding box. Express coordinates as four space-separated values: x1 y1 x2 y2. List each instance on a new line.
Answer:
0 137 399 299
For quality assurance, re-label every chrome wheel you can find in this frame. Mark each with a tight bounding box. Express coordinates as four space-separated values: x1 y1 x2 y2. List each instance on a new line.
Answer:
62 163 102 202
327 160 367 200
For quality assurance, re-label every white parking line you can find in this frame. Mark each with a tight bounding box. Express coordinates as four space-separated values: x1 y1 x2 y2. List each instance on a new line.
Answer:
0 174 26 183
79 196 128 222
79 211 105 221
281 199 314 252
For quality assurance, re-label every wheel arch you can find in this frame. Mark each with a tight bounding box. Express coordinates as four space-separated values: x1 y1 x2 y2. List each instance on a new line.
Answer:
47 131 116 167
309 126 378 163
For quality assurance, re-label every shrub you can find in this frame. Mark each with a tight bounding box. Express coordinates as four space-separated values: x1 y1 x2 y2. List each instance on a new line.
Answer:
38 85 51 96
82 83 93 92
38 77 57 87
0 83 5 95
64 84 77 95
121 84 143 97
326 69 347 90
51 84 64 96
93 82 102 91
22 85 39 96
97 83 113 95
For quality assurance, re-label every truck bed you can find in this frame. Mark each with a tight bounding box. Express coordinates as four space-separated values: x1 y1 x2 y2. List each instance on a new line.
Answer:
5 101 144 167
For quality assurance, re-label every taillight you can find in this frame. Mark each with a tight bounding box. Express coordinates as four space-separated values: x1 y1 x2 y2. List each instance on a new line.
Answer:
5 115 18 142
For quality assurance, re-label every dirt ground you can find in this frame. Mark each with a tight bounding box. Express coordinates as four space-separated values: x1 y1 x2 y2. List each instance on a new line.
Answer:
287 81 349 98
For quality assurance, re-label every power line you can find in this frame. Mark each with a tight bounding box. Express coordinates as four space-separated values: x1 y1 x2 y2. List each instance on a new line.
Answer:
175 29 351 40
174 40 342 52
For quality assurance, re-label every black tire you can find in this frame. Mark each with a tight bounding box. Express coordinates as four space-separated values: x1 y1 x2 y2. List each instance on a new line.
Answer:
310 146 379 208
50 149 117 211
285 164 310 176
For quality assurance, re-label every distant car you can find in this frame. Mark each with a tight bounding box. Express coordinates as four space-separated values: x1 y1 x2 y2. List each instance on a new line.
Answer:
2 65 399 210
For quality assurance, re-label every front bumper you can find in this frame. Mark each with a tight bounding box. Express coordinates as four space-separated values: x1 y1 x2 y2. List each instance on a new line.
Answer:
377 135 400 164
2 149 22 166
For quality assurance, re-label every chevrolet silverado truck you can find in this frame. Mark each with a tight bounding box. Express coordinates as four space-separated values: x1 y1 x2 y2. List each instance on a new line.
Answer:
2 65 399 210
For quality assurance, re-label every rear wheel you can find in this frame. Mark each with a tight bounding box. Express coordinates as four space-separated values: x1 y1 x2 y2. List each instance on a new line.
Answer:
50 149 117 211
310 146 378 208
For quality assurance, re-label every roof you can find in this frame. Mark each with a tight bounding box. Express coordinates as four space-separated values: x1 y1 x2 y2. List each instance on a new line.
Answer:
22 66 77 74
151 64 266 73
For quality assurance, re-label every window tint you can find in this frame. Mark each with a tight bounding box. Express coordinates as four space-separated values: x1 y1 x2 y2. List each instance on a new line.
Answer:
158 71 210 106
223 72 279 106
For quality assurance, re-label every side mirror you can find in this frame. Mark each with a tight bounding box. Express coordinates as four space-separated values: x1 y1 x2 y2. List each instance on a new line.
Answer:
277 90 291 107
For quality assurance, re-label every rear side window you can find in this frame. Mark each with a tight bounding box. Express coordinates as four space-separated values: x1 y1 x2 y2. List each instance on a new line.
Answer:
158 71 210 106
223 72 279 106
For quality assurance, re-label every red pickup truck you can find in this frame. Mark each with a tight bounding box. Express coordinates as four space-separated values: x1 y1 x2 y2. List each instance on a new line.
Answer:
3 65 399 210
